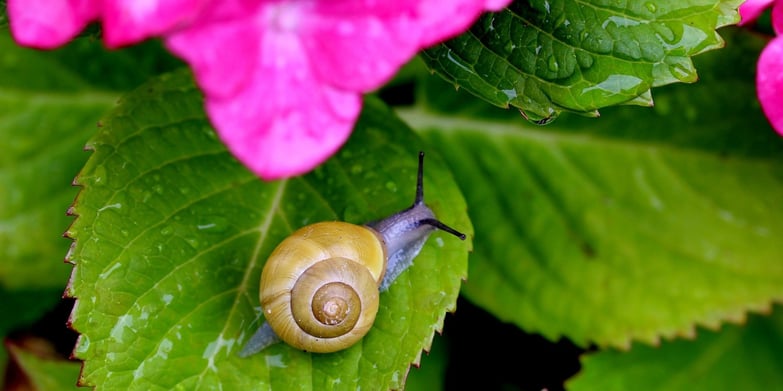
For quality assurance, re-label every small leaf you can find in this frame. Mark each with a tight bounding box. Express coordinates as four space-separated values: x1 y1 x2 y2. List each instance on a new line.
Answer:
566 307 783 390
6 341 83 391
66 70 471 390
405 28 783 349
422 0 742 122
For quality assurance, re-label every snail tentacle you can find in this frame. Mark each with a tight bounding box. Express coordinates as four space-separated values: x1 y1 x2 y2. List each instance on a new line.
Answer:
370 151 465 291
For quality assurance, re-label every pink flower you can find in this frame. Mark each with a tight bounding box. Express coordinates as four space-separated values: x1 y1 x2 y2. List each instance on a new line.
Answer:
9 1 511 179
740 0 783 135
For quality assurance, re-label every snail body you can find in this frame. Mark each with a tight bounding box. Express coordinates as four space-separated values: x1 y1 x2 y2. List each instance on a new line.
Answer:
239 152 465 356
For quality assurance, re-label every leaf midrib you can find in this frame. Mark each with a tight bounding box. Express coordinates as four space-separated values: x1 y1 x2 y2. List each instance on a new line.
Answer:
396 107 780 164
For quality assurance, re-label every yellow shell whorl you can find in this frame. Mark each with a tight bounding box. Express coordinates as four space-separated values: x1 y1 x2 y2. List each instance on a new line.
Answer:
259 222 386 353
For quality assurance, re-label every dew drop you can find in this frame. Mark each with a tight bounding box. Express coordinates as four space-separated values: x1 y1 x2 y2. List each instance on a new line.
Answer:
519 108 559 126
92 165 107 187
197 216 230 233
99 262 123 280
185 237 200 249
576 51 594 69
342 205 365 223
385 181 398 193
668 62 695 82
435 237 445 248
266 354 288 368
554 13 566 29
547 56 559 72
74 335 90 354
645 2 657 13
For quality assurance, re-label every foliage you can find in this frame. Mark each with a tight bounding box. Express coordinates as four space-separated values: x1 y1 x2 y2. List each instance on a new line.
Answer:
65 71 470 389
2 1 782 390
423 0 743 123
567 307 783 390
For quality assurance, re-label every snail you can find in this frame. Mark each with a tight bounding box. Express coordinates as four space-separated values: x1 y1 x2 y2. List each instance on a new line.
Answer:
238 151 465 356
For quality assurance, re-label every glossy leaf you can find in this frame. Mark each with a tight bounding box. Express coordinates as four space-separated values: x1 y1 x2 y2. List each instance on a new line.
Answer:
0 27 181 290
405 27 783 349
66 70 471 390
422 0 742 123
567 307 783 390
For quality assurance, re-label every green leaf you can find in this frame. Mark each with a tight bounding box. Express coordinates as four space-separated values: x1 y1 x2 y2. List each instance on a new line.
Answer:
0 32 114 289
6 342 83 391
0 2 7 30
404 27 783 349
422 0 741 123
405 334 447 391
0 25 181 290
66 70 471 390
566 307 783 390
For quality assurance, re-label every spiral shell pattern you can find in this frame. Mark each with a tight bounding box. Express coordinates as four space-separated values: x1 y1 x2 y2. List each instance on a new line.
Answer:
259 222 386 352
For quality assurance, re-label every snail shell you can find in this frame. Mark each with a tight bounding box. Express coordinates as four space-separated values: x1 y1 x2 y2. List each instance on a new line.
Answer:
239 151 465 356
259 222 385 353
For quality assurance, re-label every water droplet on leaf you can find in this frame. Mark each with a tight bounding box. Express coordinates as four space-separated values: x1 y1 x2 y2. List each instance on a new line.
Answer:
668 62 695 82
197 216 229 233
547 56 559 72
92 165 107 187
519 108 559 126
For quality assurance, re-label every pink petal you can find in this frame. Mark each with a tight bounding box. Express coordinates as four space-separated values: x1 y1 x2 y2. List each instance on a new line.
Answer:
303 0 512 92
102 0 207 47
201 22 361 179
8 0 100 48
163 0 511 178
757 36 783 135
485 0 513 9
772 0 783 34
416 0 513 47
165 20 258 100
302 3 422 91
739 0 775 25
